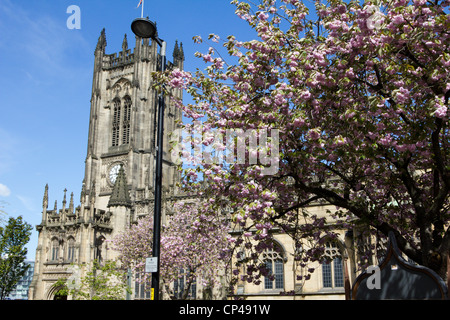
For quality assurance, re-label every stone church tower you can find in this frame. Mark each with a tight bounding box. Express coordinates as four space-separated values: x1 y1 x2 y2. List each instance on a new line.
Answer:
29 28 185 300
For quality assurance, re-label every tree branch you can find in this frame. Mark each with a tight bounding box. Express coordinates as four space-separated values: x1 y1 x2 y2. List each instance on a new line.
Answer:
273 195 321 220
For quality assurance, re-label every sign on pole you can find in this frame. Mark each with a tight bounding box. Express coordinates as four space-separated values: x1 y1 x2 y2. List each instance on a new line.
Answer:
145 257 158 273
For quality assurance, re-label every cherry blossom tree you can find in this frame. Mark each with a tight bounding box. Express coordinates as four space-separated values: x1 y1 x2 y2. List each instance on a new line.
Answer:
160 0 450 283
112 201 230 299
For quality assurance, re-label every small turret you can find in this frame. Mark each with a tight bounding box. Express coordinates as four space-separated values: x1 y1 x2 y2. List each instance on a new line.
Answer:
173 40 185 68
69 192 74 214
80 180 86 204
89 182 96 206
62 188 67 210
108 165 131 208
173 40 179 60
42 184 49 223
43 184 48 209
122 34 128 52
95 28 107 54
179 42 185 61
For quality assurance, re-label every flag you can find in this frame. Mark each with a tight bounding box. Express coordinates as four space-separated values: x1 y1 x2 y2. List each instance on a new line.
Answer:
137 0 143 8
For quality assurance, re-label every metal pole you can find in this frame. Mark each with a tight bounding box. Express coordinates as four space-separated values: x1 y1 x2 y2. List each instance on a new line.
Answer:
126 268 132 300
151 40 166 301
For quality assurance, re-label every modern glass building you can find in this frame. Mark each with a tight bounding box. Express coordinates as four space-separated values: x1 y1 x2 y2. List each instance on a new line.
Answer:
6 261 35 300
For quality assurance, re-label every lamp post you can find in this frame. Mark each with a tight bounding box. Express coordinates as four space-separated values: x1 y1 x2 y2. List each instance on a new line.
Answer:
131 17 166 301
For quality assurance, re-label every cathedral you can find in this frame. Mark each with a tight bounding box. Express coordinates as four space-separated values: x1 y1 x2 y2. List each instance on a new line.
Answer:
28 26 380 301
28 28 186 300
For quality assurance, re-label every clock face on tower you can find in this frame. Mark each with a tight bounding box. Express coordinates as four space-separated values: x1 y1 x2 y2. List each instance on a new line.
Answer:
109 164 122 185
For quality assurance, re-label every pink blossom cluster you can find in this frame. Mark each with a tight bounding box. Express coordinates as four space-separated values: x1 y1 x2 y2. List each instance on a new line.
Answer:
112 201 231 298
155 0 450 288
168 68 192 90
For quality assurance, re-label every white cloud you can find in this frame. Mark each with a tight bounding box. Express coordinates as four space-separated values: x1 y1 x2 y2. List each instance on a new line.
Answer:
16 195 37 212
0 183 11 197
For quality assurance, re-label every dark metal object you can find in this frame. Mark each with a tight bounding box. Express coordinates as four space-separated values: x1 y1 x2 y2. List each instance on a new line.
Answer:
131 17 166 301
352 232 448 300
131 18 157 39
151 47 166 301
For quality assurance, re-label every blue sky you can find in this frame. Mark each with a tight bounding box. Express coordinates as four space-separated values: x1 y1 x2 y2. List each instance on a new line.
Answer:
0 0 257 260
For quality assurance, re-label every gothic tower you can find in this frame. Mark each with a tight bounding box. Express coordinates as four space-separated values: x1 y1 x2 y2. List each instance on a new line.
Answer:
29 28 184 300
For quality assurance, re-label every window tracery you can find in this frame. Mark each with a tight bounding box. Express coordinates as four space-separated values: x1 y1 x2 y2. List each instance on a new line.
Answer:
67 237 76 262
122 96 131 144
112 99 121 147
51 238 60 262
322 241 344 288
262 244 285 290
111 96 132 147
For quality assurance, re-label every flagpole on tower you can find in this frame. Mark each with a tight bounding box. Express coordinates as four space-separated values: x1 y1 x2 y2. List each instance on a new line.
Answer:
137 0 144 18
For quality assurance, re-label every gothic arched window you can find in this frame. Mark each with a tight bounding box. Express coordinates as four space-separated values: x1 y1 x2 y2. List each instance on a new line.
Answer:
134 272 151 300
322 241 344 289
94 236 105 264
51 238 59 262
173 268 197 300
263 244 285 290
112 99 121 147
122 97 132 145
67 237 76 262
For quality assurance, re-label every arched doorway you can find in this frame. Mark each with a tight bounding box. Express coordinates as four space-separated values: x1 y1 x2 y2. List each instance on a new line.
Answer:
45 284 68 300
54 292 67 300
